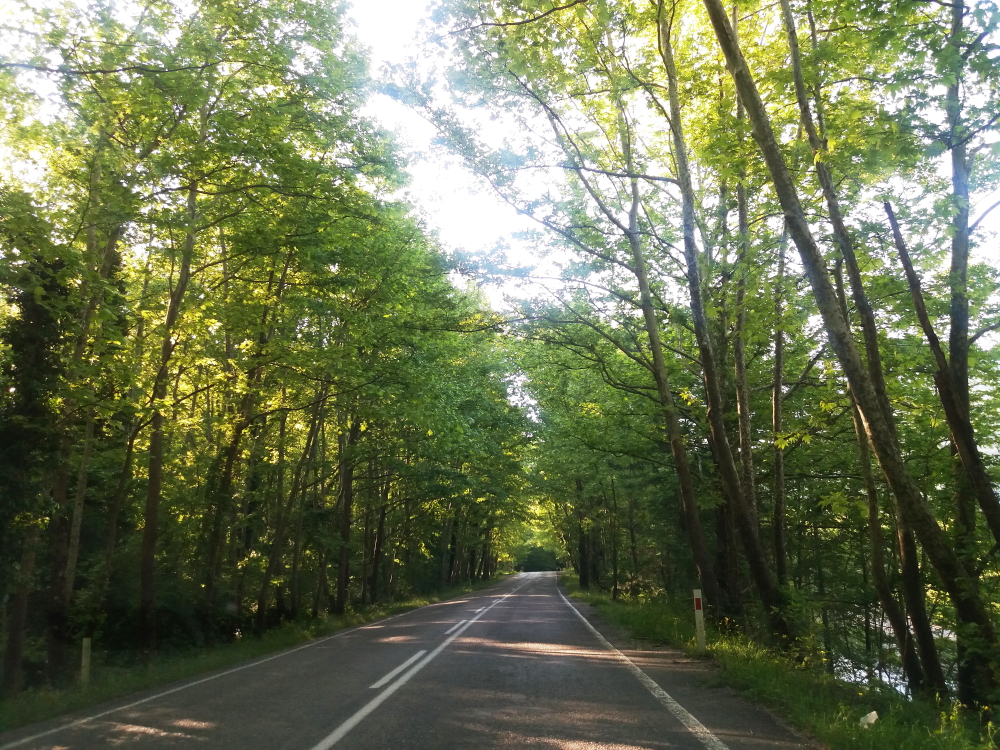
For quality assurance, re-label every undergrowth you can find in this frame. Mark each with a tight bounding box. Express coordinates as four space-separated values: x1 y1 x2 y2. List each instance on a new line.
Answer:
562 574 996 750
0 575 508 734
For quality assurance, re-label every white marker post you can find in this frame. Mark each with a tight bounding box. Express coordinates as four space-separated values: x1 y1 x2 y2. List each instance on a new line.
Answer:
693 590 706 653
81 637 91 687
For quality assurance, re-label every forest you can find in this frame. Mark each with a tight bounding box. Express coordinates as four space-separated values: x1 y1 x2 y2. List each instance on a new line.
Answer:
2 0 1000 727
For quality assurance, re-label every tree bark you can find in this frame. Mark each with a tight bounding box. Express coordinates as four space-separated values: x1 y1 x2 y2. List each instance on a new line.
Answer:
732 3 758 532
255 400 322 631
2 525 40 696
370 502 387 604
139 179 199 661
772 235 788 586
851 397 930 697
334 419 362 615
64 408 96 607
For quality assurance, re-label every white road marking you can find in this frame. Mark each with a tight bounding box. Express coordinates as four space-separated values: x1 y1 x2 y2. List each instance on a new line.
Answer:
369 650 427 689
0 591 473 750
444 619 467 635
474 607 485 613
558 591 729 750
309 582 526 750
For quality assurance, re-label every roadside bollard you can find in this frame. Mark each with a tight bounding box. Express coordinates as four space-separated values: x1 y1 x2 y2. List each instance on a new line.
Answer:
693 589 706 653
81 637 91 687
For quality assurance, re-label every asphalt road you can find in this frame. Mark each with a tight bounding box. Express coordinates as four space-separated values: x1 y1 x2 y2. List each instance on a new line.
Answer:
0 572 811 749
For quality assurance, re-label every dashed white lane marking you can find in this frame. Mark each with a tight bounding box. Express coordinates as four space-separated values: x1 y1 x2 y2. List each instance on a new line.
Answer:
369 650 427 689
444 619 467 635
308 582 527 750
474 607 485 613
558 591 729 750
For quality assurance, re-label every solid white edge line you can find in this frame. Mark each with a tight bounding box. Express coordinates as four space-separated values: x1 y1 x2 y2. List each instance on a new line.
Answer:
558 591 729 750
369 650 427 689
308 581 527 750
0 579 512 750
443 619 467 635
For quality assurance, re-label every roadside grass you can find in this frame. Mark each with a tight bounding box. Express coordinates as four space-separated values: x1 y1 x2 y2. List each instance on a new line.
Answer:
561 575 995 750
0 575 510 734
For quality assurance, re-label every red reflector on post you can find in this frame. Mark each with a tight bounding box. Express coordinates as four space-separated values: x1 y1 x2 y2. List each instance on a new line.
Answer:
695 598 702 611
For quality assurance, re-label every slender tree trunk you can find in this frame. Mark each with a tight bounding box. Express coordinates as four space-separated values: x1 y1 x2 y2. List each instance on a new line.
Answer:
658 4 789 641
772 235 788 586
289 487 307 620
370 503 386 604
45 447 73 683
2 525 40 696
63 408 96 607
853 398 929 697
815 526 834 674
628 495 639 593
611 481 620 601
256 400 322 632
334 419 361 615
897 521 947 694
732 4 758 531
140 180 199 661
439 507 454 589
96 424 139 622
360 506 371 605
834 259 949 698
620 150 724 612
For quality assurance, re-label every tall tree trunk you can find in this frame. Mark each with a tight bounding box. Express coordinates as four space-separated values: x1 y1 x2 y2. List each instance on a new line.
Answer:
885 201 985 702
772 235 788 585
45 439 75 683
611 481 620 601
370 503 387 605
360 505 372 605
732 3 758 531
334 419 361 615
312 550 328 618
2 525 40 696
852 397 929 697
139 180 199 661
95 423 139 625
897 522 947 694
63 408 96 607
628 495 639 593
658 3 789 641
256 400 322 632
616 139 724 612
289 486 307 620
439 507 454 589
538 55 724 610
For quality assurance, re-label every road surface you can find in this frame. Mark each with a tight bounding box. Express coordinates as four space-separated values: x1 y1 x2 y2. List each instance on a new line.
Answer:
0 572 811 749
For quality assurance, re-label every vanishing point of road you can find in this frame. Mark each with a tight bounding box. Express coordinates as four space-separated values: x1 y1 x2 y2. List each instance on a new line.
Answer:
0 572 810 749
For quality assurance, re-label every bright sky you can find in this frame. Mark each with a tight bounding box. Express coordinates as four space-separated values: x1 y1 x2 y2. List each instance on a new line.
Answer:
345 0 538 309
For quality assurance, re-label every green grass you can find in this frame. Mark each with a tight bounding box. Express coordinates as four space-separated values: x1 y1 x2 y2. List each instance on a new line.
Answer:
0 575 510 734
562 575 996 750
